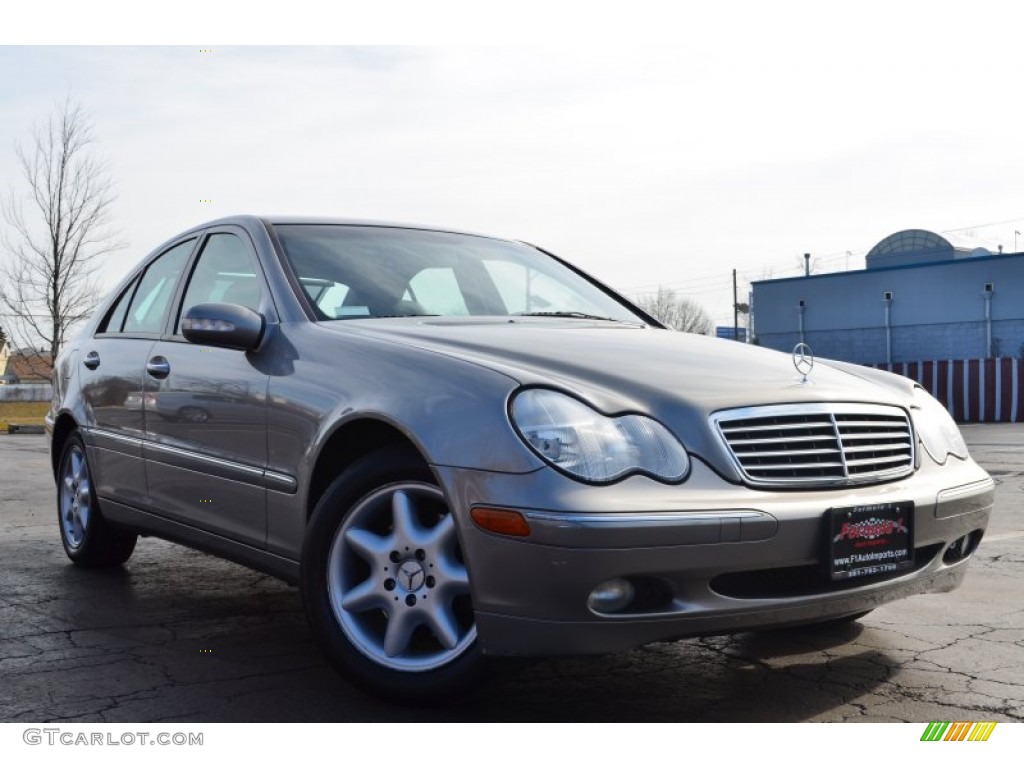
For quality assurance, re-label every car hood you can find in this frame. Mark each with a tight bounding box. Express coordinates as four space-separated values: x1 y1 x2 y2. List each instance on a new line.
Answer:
327 320 916 470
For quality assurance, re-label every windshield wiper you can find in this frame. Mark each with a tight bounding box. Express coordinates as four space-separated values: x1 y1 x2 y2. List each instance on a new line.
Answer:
337 313 441 320
514 311 624 322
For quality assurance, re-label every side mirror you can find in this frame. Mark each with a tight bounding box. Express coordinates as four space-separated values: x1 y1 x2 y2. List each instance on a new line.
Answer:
181 303 265 351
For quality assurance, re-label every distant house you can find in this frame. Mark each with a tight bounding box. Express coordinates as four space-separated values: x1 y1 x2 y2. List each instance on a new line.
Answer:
2 349 53 383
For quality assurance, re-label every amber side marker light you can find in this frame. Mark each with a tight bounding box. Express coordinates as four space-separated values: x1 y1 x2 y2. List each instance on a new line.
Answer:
470 507 531 537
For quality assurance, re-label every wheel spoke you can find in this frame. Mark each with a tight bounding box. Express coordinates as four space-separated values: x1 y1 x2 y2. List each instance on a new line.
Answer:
390 490 426 545
341 577 388 613
423 512 458 551
422 602 460 650
344 527 391 564
71 511 84 543
383 607 420 657
434 559 470 600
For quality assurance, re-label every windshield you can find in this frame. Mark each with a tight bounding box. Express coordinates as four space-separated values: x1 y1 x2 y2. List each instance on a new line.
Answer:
272 224 645 323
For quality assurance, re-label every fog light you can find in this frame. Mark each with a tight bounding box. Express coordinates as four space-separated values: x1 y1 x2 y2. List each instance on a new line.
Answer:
588 578 635 613
943 530 982 565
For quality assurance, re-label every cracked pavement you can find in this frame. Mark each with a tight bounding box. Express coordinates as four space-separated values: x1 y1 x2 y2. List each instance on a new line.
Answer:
0 425 1021 722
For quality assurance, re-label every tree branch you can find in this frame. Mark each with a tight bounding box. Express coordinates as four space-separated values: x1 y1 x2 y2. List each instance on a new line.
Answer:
0 99 121 370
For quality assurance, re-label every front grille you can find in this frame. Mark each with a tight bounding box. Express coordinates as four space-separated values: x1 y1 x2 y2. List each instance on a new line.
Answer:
713 403 915 488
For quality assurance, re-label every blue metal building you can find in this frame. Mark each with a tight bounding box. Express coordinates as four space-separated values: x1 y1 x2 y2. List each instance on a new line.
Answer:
751 229 1024 365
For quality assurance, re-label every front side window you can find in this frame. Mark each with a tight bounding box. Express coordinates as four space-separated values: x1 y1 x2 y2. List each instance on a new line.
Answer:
273 225 643 323
176 233 263 333
122 239 195 334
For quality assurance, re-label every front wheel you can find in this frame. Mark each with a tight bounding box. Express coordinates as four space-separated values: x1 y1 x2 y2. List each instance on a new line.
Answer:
301 447 486 702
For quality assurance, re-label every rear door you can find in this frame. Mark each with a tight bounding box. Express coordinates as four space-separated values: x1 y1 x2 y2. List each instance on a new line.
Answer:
78 237 196 507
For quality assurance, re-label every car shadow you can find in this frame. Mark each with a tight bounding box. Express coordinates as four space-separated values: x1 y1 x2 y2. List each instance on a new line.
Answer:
0 539 897 723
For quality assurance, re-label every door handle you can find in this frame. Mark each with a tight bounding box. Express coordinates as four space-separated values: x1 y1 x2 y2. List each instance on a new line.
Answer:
146 356 171 379
83 351 100 370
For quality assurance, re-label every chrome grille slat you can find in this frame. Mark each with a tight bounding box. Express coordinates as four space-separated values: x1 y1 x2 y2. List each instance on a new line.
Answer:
734 448 843 458
839 436 913 442
842 442 912 454
720 421 835 433
741 462 843 468
834 420 906 428
728 435 840 446
844 454 912 467
713 403 915 488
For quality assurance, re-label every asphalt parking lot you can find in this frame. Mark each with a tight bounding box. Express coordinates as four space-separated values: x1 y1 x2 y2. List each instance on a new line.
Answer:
1 426 1022 723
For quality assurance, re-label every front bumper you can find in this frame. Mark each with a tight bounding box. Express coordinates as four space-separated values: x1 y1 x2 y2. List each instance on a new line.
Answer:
434 454 993 657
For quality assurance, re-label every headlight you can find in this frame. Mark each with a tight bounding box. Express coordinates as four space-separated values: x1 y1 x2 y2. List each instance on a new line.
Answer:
911 387 969 463
509 388 689 483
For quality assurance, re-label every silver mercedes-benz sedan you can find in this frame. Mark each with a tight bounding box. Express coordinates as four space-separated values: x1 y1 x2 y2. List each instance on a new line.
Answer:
46 216 993 700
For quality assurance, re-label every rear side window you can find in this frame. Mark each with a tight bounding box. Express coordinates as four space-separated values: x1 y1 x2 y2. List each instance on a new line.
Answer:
122 239 195 334
98 277 140 334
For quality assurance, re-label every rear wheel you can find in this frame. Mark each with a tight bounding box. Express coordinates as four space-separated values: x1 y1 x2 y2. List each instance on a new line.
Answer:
301 447 485 702
57 431 137 567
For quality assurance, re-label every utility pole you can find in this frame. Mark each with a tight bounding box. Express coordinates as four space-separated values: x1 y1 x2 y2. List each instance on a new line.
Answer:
732 268 739 341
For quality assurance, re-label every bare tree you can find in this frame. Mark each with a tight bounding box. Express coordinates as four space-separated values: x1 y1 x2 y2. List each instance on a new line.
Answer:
0 100 121 375
634 286 714 335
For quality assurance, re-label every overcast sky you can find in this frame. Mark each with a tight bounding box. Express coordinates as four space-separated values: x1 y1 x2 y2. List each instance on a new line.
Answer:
3 31 1024 325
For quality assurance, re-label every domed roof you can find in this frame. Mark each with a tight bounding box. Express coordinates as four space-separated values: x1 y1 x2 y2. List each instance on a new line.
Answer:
867 229 953 261
865 229 991 269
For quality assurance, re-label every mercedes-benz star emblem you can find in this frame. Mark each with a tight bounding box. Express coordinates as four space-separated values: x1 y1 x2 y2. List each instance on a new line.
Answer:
792 342 814 381
398 560 426 592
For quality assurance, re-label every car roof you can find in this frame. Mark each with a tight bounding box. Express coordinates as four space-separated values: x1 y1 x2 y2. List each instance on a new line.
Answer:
180 214 518 244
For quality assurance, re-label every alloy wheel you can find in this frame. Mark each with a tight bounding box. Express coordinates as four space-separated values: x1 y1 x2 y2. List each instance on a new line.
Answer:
60 444 92 550
326 482 476 672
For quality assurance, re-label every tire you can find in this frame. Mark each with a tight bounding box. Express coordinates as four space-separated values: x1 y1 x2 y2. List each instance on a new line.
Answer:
301 446 486 702
57 431 137 567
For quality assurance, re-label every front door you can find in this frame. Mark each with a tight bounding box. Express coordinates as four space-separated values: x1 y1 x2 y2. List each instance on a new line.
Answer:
142 229 270 548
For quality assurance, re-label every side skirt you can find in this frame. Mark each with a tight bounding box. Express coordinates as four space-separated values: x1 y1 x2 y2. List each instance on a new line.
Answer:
100 497 301 585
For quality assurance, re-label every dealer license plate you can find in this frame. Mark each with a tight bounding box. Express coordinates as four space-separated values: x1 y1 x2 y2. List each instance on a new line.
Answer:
828 501 914 580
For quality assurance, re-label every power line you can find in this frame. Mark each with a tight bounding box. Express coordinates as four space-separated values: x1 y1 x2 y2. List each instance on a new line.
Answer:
942 215 1024 234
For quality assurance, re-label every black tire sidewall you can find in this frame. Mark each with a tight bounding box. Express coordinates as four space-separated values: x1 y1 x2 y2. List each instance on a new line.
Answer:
300 446 486 702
